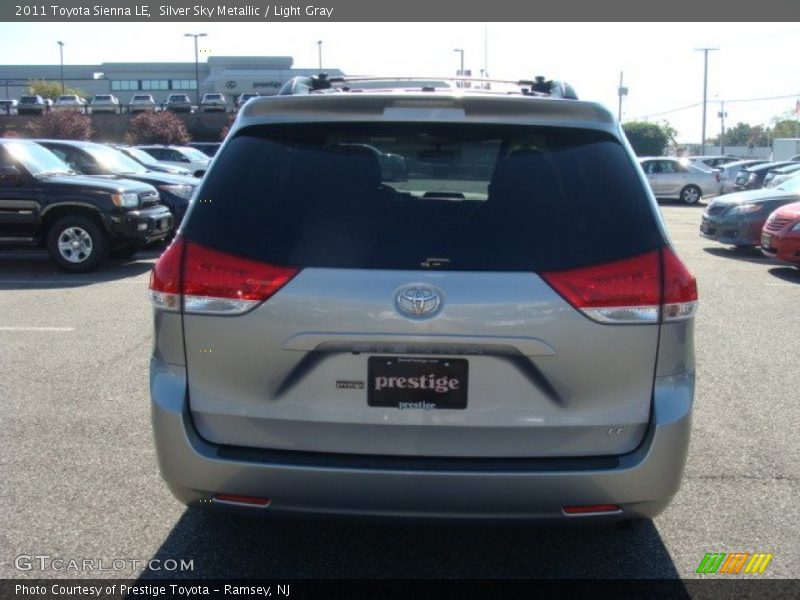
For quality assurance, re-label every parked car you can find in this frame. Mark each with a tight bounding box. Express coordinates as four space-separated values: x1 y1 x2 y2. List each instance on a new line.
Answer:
17 95 47 115
88 94 121 114
187 142 221 157
128 94 158 113
686 155 739 171
149 80 698 521
52 95 87 112
761 200 800 267
717 159 770 194
0 138 171 271
639 157 719 204
700 174 800 248
200 93 227 112
235 92 260 109
136 145 210 177
732 161 797 192
165 93 193 113
35 140 199 225
112 144 195 176
763 163 800 188
0 99 18 115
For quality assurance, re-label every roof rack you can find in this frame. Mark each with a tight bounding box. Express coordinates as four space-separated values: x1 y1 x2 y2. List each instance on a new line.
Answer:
277 74 578 100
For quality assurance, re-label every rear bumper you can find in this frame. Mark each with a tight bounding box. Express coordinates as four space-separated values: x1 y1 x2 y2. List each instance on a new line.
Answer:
150 358 694 520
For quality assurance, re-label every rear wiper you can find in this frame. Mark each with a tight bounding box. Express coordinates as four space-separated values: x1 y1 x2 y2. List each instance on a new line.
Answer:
421 257 450 269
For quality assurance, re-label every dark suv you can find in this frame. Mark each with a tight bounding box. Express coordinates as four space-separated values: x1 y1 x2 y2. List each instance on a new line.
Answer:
0 139 172 271
36 140 199 225
149 77 698 521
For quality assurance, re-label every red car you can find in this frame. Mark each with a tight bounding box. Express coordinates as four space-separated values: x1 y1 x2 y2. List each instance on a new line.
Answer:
761 201 800 266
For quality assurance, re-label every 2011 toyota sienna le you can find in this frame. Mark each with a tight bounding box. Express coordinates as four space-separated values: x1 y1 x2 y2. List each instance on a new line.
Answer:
149 76 698 521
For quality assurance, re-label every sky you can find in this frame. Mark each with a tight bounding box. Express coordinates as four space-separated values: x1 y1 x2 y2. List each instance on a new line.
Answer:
0 21 798 142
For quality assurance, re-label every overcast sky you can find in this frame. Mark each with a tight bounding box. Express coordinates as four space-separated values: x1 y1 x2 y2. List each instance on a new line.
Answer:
0 21 798 141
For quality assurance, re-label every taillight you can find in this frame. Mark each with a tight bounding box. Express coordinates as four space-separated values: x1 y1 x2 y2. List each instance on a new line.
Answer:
149 237 299 315
541 247 697 324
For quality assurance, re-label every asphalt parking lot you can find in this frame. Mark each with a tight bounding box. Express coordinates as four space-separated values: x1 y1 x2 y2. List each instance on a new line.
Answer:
1 202 799 580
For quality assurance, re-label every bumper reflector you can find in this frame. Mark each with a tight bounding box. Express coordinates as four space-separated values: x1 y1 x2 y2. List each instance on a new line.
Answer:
213 494 271 507
563 504 622 515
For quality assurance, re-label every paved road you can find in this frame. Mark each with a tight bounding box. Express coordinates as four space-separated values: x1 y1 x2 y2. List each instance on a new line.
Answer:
1 204 798 580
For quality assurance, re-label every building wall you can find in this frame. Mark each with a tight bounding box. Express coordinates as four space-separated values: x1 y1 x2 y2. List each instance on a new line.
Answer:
0 56 342 105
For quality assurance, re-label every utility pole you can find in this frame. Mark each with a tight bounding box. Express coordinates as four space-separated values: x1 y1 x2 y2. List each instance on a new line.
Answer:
695 47 718 155
617 71 628 122
184 33 207 107
453 48 464 88
718 100 727 154
317 40 323 70
57 41 65 94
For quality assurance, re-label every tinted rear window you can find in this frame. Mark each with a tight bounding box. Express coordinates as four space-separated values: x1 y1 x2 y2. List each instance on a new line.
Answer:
184 123 664 272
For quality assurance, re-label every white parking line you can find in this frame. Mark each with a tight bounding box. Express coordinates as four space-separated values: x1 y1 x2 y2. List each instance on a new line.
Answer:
0 327 75 332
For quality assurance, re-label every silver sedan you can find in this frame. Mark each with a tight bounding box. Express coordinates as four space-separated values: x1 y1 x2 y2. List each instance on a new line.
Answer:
639 157 720 204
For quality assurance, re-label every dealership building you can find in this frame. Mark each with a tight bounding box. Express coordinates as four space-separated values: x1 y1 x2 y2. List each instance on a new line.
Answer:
0 56 343 102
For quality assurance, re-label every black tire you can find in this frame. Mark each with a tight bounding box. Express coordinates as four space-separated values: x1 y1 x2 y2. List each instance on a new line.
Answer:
46 215 109 273
109 242 140 260
679 185 702 205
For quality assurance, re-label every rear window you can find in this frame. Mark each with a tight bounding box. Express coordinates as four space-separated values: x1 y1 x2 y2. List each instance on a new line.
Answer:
184 123 665 272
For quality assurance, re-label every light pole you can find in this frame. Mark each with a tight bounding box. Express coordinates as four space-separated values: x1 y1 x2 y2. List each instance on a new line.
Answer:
57 41 65 94
453 48 464 87
184 33 207 107
617 71 628 122
696 47 718 155
717 100 727 154
317 40 323 71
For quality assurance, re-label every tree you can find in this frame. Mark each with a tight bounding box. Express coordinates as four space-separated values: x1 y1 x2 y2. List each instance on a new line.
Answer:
28 79 87 100
622 121 673 156
219 113 235 140
771 119 800 139
123 111 190 145
29 111 93 140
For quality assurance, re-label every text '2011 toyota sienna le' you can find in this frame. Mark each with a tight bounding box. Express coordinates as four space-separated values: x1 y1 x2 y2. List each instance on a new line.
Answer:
149 76 698 521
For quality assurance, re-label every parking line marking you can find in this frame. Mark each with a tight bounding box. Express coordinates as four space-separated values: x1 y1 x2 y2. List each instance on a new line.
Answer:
0 327 75 332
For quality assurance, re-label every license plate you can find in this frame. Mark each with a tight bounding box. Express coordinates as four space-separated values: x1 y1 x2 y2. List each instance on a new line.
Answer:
367 356 468 410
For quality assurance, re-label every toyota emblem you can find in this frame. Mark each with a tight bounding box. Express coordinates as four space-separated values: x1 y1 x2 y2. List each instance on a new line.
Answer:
396 285 442 317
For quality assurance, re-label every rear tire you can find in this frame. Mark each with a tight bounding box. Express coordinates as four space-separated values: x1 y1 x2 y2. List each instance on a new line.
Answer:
46 215 108 273
679 185 702 205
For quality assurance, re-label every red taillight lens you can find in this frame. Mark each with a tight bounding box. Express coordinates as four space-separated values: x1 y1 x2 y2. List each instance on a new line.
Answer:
661 246 698 321
149 237 185 311
541 250 661 323
149 237 299 315
541 248 697 324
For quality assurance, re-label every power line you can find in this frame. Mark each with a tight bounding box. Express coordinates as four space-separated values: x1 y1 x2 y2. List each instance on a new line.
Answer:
625 92 800 122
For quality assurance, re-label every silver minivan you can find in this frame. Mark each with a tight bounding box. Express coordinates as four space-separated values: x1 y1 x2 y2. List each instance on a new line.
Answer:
149 81 698 520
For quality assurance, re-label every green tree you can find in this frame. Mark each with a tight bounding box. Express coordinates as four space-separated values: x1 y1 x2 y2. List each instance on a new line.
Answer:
771 119 800 139
622 121 673 156
28 79 87 100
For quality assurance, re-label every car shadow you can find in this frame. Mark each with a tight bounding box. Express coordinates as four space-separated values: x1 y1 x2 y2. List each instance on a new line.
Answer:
702 246 776 264
768 266 800 283
137 508 687 581
0 249 159 289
